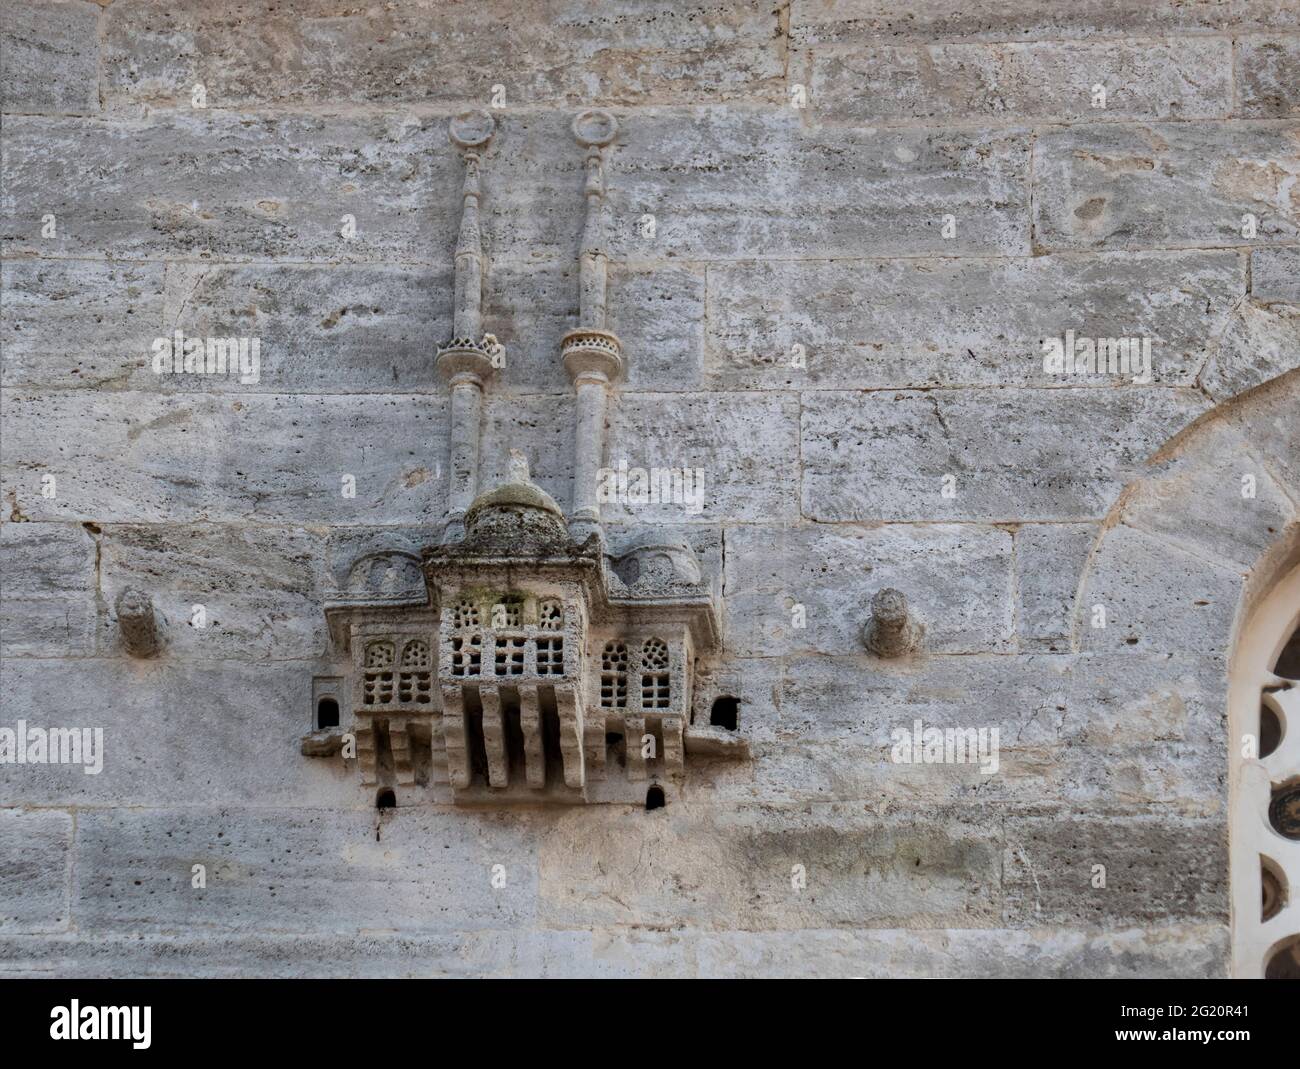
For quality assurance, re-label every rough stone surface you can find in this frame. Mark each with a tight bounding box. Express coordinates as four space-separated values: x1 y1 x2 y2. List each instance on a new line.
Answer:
3 0 1299 979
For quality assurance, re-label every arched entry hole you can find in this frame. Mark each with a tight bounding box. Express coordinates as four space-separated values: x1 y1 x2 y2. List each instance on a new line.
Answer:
645 785 665 811
710 695 739 731
1268 778 1300 840
1262 856 1287 922
1265 935 1300 980
1273 621 1300 678
317 697 340 730
1260 695 1284 758
376 788 396 810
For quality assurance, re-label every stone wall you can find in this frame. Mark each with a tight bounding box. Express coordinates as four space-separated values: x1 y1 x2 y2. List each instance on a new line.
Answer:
1 0 1298 977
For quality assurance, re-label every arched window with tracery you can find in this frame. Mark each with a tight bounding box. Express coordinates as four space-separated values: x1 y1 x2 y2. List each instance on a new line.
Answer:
600 641 627 709
640 637 670 709
1230 564 1300 978
398 639 432 704
363 641 395 705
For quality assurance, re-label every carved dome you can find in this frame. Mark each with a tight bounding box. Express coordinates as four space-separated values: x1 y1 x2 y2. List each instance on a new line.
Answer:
611 531 703 595
338 551 427 604
461 450 569 551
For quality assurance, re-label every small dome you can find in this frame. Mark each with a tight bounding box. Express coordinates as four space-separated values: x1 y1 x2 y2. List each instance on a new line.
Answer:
461 450 568 550
465 479 563 523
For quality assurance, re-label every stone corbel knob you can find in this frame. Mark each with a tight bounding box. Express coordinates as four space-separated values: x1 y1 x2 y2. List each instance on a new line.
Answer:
862 588 922 657
115 588 161 658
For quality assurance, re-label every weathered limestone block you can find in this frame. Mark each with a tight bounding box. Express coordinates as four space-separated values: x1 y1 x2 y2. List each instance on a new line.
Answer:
99 524 330 660
612 112 1031 260
770 652 1228 815
722 523 1012 656
0 923 1230 979
0 0 99 114
150 263 451 395
1252 245 1300 302
0 113 457 263
0 259 165 390
705 250 1243 390
1013 523 1098 652
100 0 784 111
0 391 448 524
1236 36 1300 116
0 659 361 809
790 0 1299 44
1078 525 1243 654
539 803 1004 930
1223 373 1300 509
74 807 541 935
1117 417 1297 570
1003 811 1227 927
806 39 1231 124
0 521 98 657
1200 301 1300 403
0 810 72 933
800 387 1207 523
1033 122 1300 251
480 391 800 525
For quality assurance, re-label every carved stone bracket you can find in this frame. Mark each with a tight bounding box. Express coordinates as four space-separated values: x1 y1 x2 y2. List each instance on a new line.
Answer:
115 588 160 658
862 587 923 657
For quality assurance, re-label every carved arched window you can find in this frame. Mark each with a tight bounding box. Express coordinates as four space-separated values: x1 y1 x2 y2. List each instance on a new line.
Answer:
363 641 395 705
600 641 627 709
641 637 670 709
538 599 564 631
398 639 432 704
1230 564 1300 978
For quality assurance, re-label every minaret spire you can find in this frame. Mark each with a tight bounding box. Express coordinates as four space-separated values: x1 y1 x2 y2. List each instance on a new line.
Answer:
561 110 624 546
436 110 502 544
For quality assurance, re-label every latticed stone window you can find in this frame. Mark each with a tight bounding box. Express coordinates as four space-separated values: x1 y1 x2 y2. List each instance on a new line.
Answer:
536 637 564 675
495 636 526 675
451 633 481 677
641 637 670 709
538 599 564 631
398 639 433 704
453 599 479 629
363 640 395 705
601 641 627 708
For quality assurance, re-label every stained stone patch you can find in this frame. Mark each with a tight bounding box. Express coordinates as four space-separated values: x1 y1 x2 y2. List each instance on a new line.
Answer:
1236 36 1300 117
1033 122 1300 251
1003 811 1227 926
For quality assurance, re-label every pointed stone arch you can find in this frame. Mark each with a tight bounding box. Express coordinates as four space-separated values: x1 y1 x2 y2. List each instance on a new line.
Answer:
1070 368 1300 977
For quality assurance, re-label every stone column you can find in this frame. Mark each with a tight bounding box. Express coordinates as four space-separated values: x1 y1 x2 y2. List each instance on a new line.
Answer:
561 110 623 545
436 110 501 544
